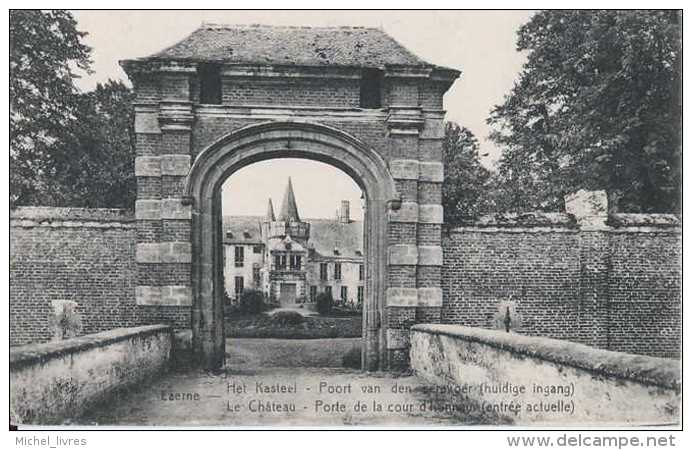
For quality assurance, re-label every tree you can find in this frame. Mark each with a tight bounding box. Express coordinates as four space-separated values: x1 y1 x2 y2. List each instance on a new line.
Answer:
488 11 681 213
10 10 92 205
43 81 136 208
442 122 492 225
10 11 137 209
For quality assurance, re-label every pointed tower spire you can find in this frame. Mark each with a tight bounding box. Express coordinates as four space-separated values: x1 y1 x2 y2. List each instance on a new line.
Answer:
278 177 301 222
265 198 276 222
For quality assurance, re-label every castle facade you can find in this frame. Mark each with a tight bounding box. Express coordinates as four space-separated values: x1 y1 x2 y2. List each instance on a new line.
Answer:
223 178 364 307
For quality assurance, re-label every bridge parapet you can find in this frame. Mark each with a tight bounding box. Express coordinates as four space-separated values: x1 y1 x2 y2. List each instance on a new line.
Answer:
410 324 680 426
10 325 173 425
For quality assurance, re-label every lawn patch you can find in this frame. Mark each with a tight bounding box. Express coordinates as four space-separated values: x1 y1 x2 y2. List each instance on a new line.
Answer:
225 313 362 339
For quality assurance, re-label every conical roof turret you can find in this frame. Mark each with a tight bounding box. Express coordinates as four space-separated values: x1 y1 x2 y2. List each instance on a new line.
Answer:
278 177 301 222
265 198 276 221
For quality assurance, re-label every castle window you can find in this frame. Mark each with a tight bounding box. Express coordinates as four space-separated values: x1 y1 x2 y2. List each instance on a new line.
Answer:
290 255 302 270
341 286 348 302
320 263 328 281
359 68 382 109
234 276 244 297
357 286 364 304
334 263 342 280
252 267 260 287
359 264 364 281
198 63 222 104
310 286 317 301
275 254 287 270
253 245 262 254
234 246 244 267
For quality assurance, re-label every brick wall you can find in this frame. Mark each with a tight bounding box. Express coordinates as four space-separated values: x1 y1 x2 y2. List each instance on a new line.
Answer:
10 207 681 360
441 213 681 358
10 207 190 346
221 78 360 107
608 230 682 357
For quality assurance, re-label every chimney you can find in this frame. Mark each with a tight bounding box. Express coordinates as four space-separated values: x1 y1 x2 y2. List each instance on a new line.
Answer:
339 200 350 223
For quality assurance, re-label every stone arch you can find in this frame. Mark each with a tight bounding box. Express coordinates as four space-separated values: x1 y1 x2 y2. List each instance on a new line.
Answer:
184 121 399 370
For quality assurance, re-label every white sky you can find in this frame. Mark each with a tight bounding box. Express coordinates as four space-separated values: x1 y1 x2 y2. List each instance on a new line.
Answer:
222 159 365 220
71 10 533 218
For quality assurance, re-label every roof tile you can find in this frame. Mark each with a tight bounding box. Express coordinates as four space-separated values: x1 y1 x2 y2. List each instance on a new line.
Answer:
146 23 430 68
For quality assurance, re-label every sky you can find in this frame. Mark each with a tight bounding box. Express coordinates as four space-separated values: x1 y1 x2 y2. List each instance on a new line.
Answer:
221 159 365 220
71 10 533 218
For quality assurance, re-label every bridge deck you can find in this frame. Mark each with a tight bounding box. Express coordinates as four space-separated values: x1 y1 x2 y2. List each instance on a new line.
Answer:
75 338 492 427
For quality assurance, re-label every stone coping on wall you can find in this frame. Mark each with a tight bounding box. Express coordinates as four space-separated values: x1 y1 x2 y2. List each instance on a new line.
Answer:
10 206 135 225
456 212 577 229
10 325 172 370
448 212 680 233
410 324 680 392
607 213 681 228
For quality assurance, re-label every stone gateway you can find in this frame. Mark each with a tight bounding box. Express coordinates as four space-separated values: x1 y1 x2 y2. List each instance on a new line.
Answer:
120 24 459 370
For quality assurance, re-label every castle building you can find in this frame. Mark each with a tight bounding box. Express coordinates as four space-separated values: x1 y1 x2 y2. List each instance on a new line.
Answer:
223 177 364 307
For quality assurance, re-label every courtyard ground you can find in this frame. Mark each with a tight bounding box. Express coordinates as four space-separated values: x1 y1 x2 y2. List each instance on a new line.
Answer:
225 312 362 339
75 338 495 427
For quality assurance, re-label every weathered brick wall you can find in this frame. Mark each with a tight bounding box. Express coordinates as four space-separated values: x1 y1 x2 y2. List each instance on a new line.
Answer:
220 78 360 107
10 206 681 361
607 227 682 358
10 207 190 346
441 213 681 358
10 208 138 346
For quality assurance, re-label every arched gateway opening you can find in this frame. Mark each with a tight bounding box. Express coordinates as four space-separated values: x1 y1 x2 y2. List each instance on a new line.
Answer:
184 121 398 371
124 24 456 374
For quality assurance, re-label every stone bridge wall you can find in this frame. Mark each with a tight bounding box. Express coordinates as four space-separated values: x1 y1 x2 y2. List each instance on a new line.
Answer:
442 212 681 358
10 325 173 425
410 324 680 426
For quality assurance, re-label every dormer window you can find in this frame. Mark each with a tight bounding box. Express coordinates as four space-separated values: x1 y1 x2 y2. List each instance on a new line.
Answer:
198 63 222 104
359 68 382 109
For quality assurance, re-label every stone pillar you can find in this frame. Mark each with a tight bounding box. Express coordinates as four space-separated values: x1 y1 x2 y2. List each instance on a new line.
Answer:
566 190 611 349
134 71 194 320
416 109 445 327
383 69 445 368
